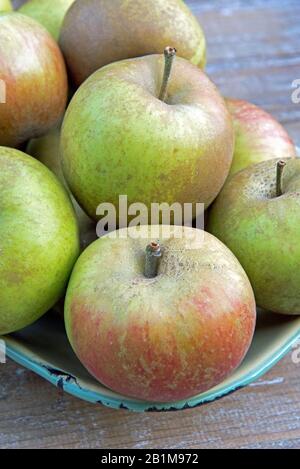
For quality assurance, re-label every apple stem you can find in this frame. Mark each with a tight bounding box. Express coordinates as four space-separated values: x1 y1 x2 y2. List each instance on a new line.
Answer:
276 160 286 197
158 47 177 102
144 242 162 278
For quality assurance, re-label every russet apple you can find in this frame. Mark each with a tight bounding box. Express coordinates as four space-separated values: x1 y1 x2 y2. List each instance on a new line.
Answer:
61 49 234 223
19 0 75 40
227 98 296 175
0 147 80 335
26 127 96 249
0 12 68 148
208 158 300 315
59 0 206 86
64 225 256 402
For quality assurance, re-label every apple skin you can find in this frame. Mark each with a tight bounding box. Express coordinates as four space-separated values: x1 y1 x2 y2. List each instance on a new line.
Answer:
208 158 300 315
61 54 234 222
227 98 296 176
0 0 12 11
65 225 256 402
59 0 206 86
26 128 96 250
0 13 68 148
19 0 75 41
0 147 80 335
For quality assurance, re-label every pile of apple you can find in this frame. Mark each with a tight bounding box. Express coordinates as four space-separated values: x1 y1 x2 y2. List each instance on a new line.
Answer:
0 0 298 403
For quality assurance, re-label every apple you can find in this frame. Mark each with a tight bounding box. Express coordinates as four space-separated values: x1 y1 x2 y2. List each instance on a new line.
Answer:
19 0 75 41
64 225 256 402
208 157 300 315
61 49 234 223
0 146 80 335
0 12 68 148
26 127 96 249
59 0 206 86
227 98 296 176
0 0 12 11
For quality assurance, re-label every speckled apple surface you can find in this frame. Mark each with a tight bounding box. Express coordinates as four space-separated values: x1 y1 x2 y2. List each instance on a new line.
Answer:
3 153 300 411
3 222 300 410
59 0 206 86
0 12 68 147
61 54 234 222
64 226 256 403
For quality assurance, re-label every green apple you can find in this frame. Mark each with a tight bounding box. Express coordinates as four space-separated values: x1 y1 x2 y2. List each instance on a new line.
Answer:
59 0 206 86
0 12 67 148
0 0 12 11
26 128 96 249
227 98 296 175
0 147 80 335
208 157 300 315
61 49 234 222
19 0 75 41
65 225 256 402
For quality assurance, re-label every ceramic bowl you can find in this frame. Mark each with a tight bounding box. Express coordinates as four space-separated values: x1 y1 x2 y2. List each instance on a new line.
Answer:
4 152 300 412
4 304 300 412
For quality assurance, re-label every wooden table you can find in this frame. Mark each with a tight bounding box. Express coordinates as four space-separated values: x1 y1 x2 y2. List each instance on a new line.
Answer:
1 0 300 449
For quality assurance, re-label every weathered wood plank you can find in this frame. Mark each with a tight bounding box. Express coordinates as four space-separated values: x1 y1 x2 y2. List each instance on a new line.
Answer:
187 0 300 144
1 354 300 449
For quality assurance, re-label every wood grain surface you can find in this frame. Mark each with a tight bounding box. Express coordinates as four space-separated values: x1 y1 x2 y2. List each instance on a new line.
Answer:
2 0 300 449
1 354 300 449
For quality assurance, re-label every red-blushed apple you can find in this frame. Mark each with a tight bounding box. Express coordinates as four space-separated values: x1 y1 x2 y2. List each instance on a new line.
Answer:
59 0 206 87
64 225 256 402
226 98 296 175
0 12 68 147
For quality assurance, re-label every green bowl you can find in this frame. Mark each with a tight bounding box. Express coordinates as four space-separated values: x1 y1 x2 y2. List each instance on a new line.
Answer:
4 308 300 412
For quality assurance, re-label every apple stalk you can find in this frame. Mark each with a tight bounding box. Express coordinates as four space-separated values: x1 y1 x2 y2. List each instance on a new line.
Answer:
144 242 162 278
158 47 177 102
276 160 286 197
